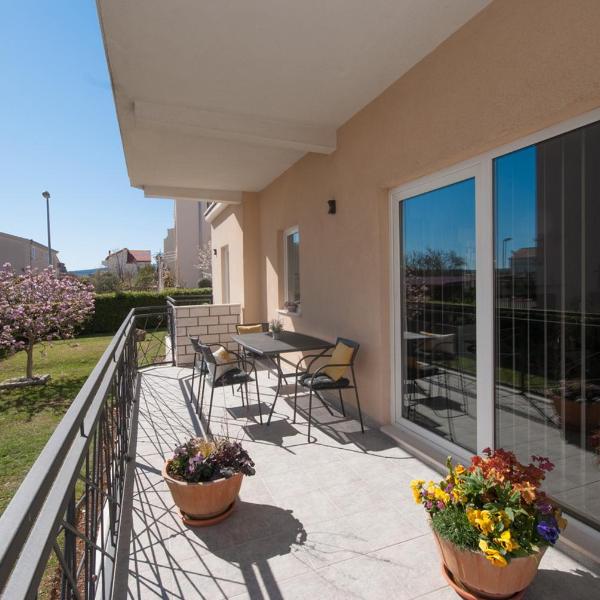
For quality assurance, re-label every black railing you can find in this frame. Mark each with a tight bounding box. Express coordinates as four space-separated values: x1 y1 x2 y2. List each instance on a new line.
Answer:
0 306 173 599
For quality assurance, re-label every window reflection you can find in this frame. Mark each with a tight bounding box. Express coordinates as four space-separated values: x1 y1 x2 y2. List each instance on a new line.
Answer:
401 178 477 452
494 121 600 529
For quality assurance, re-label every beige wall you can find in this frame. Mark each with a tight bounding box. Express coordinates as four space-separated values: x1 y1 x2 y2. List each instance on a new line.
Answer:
209 194 262 319
211 0 600 424
174 199 212 288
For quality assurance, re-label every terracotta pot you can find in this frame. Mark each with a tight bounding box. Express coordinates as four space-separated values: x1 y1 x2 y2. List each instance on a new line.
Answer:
162 464 243 525
433 531 545 599
551 396 600 430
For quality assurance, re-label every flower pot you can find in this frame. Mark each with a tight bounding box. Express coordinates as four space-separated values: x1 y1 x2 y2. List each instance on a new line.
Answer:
271 331 282 340
550 395 600 431
433 531 545 600
162 464 243 526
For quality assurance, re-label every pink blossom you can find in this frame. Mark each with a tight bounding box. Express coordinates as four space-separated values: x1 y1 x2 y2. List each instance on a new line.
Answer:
0 263 94 378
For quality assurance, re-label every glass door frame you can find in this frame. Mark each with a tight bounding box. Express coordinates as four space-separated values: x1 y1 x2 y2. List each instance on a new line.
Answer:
390 161 494 459
390 107 600 462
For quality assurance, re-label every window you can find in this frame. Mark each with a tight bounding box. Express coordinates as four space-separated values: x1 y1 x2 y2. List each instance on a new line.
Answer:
392 111 600 534
494 121 600 529
284 226 300 304
400 178 477 452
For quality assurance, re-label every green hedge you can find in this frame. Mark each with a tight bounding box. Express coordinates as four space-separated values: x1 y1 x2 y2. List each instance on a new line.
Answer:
81 288 212 335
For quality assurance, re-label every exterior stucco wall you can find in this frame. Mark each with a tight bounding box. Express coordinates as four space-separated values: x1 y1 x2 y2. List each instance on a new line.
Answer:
211 0 600 424
0 234 59 272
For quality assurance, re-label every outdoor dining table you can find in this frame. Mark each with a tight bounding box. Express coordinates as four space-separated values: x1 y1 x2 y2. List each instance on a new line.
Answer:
230 330 334 424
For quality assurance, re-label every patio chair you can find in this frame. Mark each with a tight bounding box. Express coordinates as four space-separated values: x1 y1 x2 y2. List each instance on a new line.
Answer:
189 336 221 404
293 337 365 442
195 341 263 431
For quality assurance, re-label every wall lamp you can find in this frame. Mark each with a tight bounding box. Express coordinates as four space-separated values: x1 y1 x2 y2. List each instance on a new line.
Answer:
327 199 336 215
213 248 218 255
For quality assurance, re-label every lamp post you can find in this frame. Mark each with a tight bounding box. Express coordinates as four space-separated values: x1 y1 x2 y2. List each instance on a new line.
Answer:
42 191 52 267
502 236 512 270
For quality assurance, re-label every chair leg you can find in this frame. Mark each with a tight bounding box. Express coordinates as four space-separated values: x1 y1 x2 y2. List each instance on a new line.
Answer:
354 385 365 434
307 388 313 443
244 381 250 412
207 385 216 432
200 372 206 415
190 354 196 400
293 380 299 424
255 374 263 424
338 389 346 416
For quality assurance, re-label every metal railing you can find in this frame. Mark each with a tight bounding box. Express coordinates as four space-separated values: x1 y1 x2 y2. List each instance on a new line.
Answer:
0 306 173 599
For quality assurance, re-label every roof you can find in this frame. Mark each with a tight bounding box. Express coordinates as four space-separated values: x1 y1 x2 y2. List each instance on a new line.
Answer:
511 247 536 259
128 250 152 263
0 231 58 254
97 0 490 198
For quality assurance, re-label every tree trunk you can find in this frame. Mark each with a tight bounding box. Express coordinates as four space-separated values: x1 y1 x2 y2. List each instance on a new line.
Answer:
26 342 34 380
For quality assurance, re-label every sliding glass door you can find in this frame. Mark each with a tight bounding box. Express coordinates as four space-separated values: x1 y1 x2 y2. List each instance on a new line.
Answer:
399 178 477 452
494 121 600 529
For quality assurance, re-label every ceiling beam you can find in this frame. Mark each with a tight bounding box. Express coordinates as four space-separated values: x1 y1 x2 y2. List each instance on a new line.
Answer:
134 100 337 155
142 185 242 204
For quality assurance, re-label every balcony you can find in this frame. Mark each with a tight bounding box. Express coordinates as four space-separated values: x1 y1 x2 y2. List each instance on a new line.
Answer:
0 309 599 599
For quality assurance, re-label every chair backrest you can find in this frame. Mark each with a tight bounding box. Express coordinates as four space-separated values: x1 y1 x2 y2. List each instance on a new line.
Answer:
236 322 269 334
189 337 203 354
197 342 217 365
334 338 360 364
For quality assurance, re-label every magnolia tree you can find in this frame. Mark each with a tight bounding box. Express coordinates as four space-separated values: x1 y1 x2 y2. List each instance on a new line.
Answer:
0 264 95 380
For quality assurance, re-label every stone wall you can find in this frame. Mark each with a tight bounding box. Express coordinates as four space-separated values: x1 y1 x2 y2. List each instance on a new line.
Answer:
172 303 241 366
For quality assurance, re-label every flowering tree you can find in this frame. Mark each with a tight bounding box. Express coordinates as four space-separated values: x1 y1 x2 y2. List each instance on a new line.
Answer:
195 241 212 281
0 264 95 380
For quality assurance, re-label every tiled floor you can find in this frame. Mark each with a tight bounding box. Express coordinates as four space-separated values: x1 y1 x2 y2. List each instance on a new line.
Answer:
123 365 600 599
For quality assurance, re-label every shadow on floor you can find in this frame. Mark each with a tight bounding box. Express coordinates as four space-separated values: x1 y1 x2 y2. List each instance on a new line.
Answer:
530 567 600 597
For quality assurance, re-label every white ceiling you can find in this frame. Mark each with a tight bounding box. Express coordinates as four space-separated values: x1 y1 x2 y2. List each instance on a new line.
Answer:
97 0 490 198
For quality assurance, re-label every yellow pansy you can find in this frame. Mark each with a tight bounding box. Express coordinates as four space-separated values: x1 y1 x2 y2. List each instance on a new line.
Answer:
497 510 511 528
473 510 495 535
454 464 466 476
497 530 519 552
409 479 425 504
479 540 508 567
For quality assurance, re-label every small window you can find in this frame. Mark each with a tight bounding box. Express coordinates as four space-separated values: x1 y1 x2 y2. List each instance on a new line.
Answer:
284 226 300 304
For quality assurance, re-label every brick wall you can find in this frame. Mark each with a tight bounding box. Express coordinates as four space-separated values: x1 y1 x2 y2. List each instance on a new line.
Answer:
173 303 241 366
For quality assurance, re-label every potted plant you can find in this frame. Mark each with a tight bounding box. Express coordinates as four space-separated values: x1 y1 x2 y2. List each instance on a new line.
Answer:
547 380 600 430
410 449 566 599
163 437 255 526
270 318 284 340
284 300 299 313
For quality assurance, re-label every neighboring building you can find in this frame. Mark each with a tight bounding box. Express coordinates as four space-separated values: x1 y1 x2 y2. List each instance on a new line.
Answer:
103 248 151 280
509 247 536 273
0 231 62 272
161 200 211 288
99 0 600 556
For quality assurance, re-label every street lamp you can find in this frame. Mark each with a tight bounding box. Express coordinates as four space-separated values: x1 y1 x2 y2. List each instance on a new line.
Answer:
42 191 52 267
502 236 513 269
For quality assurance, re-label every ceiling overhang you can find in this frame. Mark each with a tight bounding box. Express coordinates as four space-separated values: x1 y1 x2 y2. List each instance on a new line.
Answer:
96 0 490 199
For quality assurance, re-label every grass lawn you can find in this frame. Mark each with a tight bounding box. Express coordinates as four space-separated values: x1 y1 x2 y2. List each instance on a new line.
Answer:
0 335 112 514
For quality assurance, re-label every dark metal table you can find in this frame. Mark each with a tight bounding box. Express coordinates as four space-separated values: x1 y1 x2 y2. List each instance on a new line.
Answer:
231 331 333 424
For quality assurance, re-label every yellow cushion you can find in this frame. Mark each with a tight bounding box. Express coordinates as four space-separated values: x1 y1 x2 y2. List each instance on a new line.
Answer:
323 342 354 381
237 324 264 334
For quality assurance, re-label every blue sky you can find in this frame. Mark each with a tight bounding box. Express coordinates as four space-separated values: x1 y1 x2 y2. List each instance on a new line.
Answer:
0 1 173 271
402 146 537 270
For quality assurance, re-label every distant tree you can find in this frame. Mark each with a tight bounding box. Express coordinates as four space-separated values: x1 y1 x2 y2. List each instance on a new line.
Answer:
406 248 466 273
134 264 157 290
91 270 122 293
0 264 95 380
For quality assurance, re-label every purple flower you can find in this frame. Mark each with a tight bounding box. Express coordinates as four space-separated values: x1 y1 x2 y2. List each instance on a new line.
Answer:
536 499 554 515
425 500 433 510
537 519 560 545
436 501 445 510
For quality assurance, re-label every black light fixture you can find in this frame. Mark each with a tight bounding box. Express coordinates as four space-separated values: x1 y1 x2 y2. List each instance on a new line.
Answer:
213 248 218 255
327 199 336 214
